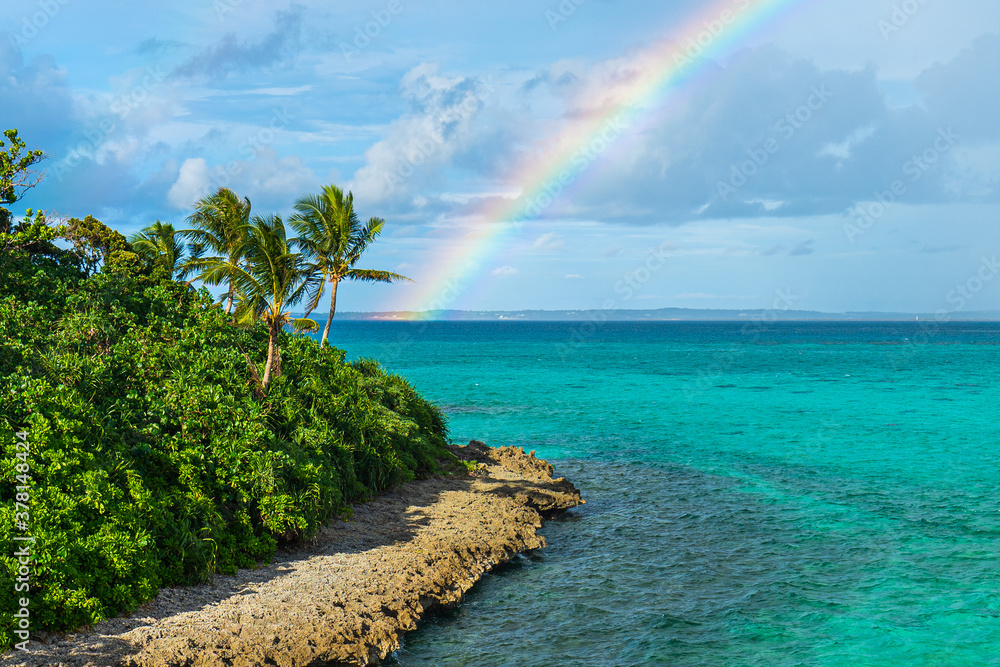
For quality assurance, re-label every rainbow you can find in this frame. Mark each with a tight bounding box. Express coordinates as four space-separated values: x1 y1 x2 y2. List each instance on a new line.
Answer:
400 0 800 318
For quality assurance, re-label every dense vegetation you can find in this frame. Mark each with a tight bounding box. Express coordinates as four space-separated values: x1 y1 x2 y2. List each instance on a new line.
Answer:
0 133 450 650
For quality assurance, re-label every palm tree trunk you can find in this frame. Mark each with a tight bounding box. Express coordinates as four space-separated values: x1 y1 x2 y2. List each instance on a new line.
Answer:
262 318 277 392
321 278 339 348
225 282 234 315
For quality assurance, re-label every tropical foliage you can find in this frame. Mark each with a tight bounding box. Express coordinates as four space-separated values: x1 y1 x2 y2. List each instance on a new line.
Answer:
63 215 143 277
129 221 196 280
290 185 410 347
0 130 45 234
0 133 441 650
182 188 253 315
231 214 320 391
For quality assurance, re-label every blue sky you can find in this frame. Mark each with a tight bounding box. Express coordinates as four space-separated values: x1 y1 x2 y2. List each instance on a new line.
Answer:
2 0 999 313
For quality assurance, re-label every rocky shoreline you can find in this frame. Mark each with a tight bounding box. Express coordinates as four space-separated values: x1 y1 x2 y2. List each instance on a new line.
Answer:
1 442 583 667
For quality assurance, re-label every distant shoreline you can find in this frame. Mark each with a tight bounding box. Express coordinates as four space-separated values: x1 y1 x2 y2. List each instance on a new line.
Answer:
300 308 1000 322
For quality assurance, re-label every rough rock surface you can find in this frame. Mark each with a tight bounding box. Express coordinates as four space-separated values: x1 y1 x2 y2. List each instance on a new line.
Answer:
1 442 583 667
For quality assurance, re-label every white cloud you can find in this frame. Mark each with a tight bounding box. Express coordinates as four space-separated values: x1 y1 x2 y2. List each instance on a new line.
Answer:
480 38 985 226
172 7 304 80
236 147 318 203
166 148 319 211
491 265 519 277
348 64 494 205
533 232 566 250
167 158 212 209
0 43 74 140
246 86 313 96
818 125 878 161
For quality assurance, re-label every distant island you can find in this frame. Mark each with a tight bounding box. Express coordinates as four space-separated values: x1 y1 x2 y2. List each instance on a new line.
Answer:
322 308 1000 322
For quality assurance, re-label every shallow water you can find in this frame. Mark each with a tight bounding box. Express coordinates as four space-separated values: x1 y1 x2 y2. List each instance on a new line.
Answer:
312 321 1000 666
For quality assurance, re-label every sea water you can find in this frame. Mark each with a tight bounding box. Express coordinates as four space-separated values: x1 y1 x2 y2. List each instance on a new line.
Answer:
311 321 1000 666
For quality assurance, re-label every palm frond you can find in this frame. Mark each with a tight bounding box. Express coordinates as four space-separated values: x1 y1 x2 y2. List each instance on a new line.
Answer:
287 183 405 345
129 221 188 278
344 269 411 284
291 318 319 333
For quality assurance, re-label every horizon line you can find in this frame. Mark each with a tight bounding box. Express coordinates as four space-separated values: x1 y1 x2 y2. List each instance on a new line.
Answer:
296 307 1000 320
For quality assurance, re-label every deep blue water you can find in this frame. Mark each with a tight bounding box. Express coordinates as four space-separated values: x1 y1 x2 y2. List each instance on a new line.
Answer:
311 321 1000 666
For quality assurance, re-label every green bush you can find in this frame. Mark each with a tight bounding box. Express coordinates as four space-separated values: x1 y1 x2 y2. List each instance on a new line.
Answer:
0 260 450 649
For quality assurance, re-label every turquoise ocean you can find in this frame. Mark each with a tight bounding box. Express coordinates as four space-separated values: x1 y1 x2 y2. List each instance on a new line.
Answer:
312 321 1000 666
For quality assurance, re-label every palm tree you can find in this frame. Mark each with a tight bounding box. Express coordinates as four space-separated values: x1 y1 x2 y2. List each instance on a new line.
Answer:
289 184 410 347
182 188 252 314
129 221 192 279
231 214 319 393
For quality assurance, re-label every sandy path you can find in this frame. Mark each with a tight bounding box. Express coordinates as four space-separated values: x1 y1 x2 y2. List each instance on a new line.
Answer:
1 443 582 667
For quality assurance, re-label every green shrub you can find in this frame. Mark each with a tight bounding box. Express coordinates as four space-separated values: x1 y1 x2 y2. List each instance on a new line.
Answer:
0 263 451 649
